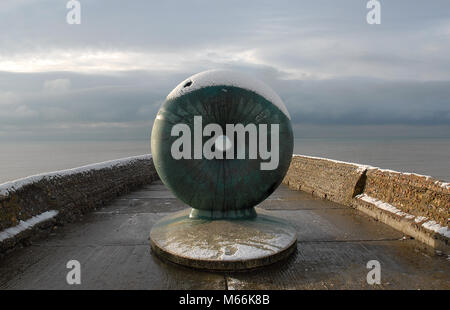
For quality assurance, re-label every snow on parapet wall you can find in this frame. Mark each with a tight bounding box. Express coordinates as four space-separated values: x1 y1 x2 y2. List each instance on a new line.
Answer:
166 70 291 119
293 154 449 189
0 154 152 197
293 154 372 173
0 210 58 242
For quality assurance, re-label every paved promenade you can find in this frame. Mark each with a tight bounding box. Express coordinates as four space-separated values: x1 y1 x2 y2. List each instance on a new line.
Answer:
0 181 448 289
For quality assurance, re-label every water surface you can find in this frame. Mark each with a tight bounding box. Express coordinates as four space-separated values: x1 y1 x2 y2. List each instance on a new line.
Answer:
0 138 448 184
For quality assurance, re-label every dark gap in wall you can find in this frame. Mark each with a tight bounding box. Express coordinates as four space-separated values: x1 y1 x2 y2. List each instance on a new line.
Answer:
352 169 368 197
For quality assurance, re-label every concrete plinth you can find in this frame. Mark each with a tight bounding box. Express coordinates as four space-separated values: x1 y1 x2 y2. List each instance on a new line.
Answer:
150 208 297 271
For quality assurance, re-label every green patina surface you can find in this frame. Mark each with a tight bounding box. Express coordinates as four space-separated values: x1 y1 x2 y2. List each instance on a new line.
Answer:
151 85 293 219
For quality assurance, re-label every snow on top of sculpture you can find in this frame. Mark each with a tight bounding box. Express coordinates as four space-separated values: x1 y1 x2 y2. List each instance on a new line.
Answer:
166 69 291 119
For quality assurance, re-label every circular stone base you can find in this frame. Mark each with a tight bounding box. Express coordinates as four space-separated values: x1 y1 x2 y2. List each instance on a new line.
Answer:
150 208 297 271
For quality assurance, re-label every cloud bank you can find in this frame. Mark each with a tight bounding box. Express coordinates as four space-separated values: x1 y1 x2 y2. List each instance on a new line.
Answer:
0 0 449 140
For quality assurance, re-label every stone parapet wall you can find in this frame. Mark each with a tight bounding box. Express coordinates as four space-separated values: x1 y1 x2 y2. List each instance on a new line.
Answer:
283 155 369 205
1 153 448 254
363 169 449 227
0 155 158 253
283 155 449 251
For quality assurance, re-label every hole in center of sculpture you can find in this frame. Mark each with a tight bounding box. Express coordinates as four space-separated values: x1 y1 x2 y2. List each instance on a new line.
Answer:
215 135 232 153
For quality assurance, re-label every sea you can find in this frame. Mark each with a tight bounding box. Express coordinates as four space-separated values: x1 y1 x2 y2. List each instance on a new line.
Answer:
0 137 449 184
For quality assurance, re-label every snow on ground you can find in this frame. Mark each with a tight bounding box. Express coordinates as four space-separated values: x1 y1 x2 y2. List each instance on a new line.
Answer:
356 194 414 219
0 210 58 242
356 193 449 239
166 69 291 119
0 154 152 197
414 216 428 223
422 220 450 238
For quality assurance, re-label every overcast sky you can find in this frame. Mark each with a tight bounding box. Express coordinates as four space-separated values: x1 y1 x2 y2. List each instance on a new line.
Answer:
1 0 449 141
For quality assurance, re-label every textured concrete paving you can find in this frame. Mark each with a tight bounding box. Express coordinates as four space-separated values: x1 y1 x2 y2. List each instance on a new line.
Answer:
0 181 449 289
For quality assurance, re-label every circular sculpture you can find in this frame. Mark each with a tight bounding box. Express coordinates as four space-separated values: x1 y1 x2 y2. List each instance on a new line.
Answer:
151 70 294 219
150 70 296 270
